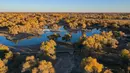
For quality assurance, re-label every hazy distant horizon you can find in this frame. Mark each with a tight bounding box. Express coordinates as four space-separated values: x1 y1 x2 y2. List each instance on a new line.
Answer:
0 0 130 12
0 11 130 13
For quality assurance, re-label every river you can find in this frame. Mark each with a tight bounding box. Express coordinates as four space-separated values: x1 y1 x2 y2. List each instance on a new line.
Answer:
0 26 101 46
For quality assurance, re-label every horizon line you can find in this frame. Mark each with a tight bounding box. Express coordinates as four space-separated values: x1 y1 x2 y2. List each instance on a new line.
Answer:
0 11 130 13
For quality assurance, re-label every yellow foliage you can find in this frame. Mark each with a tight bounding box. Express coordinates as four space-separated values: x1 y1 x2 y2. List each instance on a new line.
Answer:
40 40 56 59
62 33 72 41
32 68 38 73
121 49 130 58
119 31 125 36
31 60 55 73
22 56 36 72
81 57 103 73
0 44 9 51
5 51 13 59
26 56 35 61
104 69 113 73
0 59 8 73
82 31 118 50
81 23 86 29
0 13 130 29
8 25 19 35
23 62 31 70
22 56 55 73
38 60 55 73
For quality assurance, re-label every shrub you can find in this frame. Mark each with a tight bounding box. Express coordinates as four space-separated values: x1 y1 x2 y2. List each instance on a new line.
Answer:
5 51 13 60
22 56 36 72
104 69 113 73
81 57 103 73
32 60 55 73
0 59 8 73
0 44 9 51
82 31 118 50
62 34 72 41
121 49 130 59
40 40 56 59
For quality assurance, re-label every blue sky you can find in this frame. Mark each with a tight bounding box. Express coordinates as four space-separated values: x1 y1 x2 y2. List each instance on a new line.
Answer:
0 0 130 12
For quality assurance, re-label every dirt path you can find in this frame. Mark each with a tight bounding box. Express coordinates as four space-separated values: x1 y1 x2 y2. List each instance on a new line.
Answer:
55 53 75 73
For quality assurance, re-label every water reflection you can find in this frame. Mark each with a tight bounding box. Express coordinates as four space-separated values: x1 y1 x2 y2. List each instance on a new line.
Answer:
0 26 101 46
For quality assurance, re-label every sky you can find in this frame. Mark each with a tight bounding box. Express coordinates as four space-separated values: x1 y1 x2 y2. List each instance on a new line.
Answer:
0 0 130 12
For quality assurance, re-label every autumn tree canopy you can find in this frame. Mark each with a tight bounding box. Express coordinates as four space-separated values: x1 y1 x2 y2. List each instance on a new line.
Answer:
40 40 57 59
82 31 118 50
81 57 103 73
